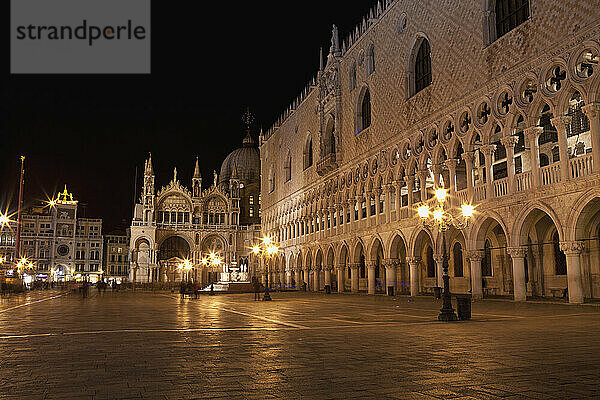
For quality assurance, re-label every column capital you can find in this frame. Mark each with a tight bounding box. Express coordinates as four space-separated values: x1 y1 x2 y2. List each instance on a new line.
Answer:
404 175 415 185
480 144 496 157
582 103 600 119
461 152 475 164
506 246 527 258
384 183 395 193
444 158 459 170
466 250 484 262
373 188 382 196
500 135 519 148
433 254 444 263
550 115 572 132
349 263 359 270
417 169 429 180
560 241 585 255
523 126 543 139
335 264 345 271
406 257 421 266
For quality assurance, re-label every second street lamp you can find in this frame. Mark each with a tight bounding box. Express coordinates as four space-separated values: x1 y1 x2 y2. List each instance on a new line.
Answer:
417 188 474 321
252 237 279 301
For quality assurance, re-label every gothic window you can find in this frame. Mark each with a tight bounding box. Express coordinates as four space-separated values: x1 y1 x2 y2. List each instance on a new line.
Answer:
303 137 313 170
269 169 275 193
370 196 376 216
284 153 292 182
553 231 567 275
482 239 492 276
426 245 435 278
379 191 384 213
453 242 464 277
414 39 432 94
366 44 375 76
552 146 560 163
539 153 550 167
357 88 372 133
349 61 357 91
495 0 530 39
567 92 591 156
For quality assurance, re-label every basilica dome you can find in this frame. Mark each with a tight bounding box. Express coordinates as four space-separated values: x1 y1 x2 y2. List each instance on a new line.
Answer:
218 133 260 186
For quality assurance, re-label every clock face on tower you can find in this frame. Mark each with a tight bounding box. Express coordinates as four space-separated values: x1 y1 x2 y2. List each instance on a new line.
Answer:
57 244 70 257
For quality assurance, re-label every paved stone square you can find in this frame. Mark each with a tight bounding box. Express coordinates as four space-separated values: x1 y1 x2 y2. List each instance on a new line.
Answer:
0 290 599 399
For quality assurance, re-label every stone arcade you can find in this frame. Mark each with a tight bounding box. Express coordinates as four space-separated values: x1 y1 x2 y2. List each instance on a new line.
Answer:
259 0 600 303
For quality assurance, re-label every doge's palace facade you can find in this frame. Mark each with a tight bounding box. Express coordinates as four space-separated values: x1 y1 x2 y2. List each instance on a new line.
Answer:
259 0 600 303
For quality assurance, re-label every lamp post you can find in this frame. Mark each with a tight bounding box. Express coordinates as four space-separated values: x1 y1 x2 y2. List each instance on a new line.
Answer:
252 237 279 301
417 188 474 321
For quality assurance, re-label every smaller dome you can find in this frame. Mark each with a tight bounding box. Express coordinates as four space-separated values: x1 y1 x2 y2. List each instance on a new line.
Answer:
218 133 260 186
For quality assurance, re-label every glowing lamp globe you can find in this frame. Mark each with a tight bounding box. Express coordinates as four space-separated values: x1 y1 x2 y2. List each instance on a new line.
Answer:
461 204 474 218
435 188 448 203
417 204 430 219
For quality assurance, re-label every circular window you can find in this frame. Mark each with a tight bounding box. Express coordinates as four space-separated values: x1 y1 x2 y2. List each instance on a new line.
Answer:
545 66 567 93
575 49 598 80
57 244 69 257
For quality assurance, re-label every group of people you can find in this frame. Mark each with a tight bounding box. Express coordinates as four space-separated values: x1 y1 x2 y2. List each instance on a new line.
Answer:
179 280 201 299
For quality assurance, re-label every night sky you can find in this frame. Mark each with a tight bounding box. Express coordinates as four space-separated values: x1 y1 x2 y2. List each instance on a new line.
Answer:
3 1 380 231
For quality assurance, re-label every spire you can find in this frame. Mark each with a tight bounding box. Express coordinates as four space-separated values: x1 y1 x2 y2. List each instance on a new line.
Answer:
173 166 177 182
193 156 201 178
145 152 153 175
319 47 324 71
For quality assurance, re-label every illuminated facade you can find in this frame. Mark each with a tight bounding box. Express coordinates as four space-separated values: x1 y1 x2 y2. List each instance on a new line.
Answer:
129 133 262 285
260 0 600 303
2 187 103 282
103 232 130 283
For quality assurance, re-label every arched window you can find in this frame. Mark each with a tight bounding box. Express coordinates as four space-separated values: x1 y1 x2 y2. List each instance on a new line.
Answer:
453 242 464 277
495 0 530 39
553 231 567 275
284 153 292 182
366 44 375 76
358 88 372 133
539 153 549 167
415 39 432 94
349 61 357 91
303 137 313 170
426 245 435 278
482 239 492 276
268 168 275 193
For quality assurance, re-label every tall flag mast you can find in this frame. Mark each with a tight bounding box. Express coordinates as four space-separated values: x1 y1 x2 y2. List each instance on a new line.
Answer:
14 155 25 259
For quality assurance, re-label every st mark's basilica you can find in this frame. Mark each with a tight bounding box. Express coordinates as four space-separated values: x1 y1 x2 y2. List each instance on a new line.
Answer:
128 131 261 287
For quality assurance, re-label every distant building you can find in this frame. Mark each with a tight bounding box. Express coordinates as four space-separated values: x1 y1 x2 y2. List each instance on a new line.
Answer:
2 186 103 282
103 231 130 283
129 132 262 286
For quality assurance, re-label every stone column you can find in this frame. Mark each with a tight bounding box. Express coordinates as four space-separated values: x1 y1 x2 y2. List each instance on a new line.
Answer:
384 260 397 295
384 184 392 223
560 241 585 304
394 181 402 211
418 170 428 203
313 267 320 291
434 255 444 288
507 247 527 301
583 103 600 173
461 152 475 201
481 144 496 199
280 270 286 289
303 267 309 288
551 116 572 181
374 188 382 217
324 267 332 288
445 159 458 202
336 265 345 293
407 257 420 297
432 165 442 188
367 262 376 295
524 126 543 187
467 250 483 299
295 269 301 289
501 135 519 194
350 264 359 293
405 175 415 208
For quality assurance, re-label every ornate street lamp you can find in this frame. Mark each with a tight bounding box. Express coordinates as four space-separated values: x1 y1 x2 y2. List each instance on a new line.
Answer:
251 237 279 301
417 188 474 321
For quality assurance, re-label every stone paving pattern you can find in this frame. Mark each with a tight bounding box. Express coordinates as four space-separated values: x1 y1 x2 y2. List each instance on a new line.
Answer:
0 290 599 399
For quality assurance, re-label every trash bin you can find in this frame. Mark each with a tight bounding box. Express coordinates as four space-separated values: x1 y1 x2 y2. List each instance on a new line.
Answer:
455 294 472 320
433 286 442 299
387 286 394 296
325 285 331 294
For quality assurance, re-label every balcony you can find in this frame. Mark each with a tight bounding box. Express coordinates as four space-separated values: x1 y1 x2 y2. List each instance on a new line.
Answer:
316 153 338 176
